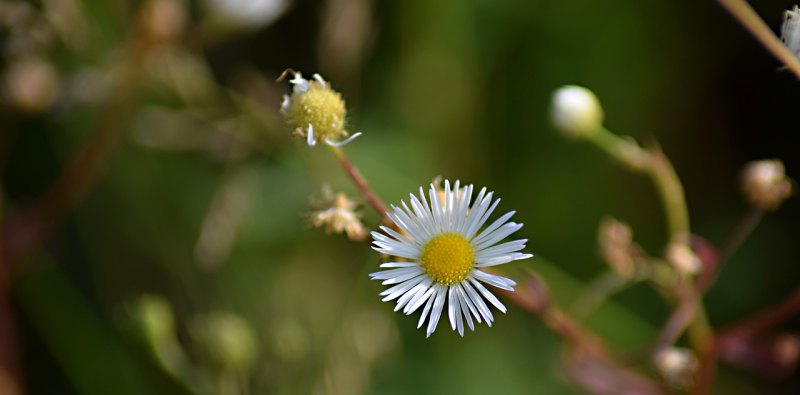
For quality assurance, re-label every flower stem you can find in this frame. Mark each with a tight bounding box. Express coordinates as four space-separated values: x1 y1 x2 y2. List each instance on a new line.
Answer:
719 207 763 263
717 0 800 79
328 146 392 226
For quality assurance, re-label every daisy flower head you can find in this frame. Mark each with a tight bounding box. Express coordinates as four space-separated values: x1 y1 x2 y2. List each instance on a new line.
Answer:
370 180 533 337
279 70 362 147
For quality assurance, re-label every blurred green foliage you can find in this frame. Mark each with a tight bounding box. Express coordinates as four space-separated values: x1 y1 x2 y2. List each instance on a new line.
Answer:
1 0 799 394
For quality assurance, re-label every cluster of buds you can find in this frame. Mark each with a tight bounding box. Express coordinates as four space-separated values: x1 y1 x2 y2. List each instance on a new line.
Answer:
280 70 361 147
741 159 793 211
308 185 367 241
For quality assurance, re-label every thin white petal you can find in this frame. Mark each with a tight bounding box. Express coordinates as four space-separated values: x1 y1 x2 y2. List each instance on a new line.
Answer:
473 211 515 246
379 261 419 268
324 132 362 147
463 281 493 325
426 285 448 337
456 285 476 330
468 277 507 313
307 123 316 146
473 223 524 251
472 270 516 291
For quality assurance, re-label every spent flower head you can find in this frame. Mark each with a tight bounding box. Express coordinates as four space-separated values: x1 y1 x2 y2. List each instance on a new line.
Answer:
551 85 604 139
308 185 367 241
280 70 361 147
598 217 638 279
741 159 793 211
370 180 533 337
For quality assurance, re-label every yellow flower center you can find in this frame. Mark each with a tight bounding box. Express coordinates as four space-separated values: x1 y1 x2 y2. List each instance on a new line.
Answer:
420 233 474 285
287 83 347 142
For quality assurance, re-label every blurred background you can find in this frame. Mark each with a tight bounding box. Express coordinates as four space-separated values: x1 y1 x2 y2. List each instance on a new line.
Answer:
1 0 799 394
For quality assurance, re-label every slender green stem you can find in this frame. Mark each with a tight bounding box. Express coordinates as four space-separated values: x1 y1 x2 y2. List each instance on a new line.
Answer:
719 207 763 263
718 0 800 80
646 144 690 241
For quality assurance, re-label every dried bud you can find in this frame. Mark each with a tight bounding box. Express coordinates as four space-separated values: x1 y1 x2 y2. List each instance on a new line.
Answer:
598 217 637 278
551 85 604 139
741 159 793 211
666 242 700 276
280 70 361 147
189 312 258 372
3 57 58 113
308 186 367 241
653 347 698 389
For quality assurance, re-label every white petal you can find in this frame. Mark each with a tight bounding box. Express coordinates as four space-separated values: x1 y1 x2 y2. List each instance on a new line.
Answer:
307 123 316 146
472 270 516 291
324 132 362 147
465 196 500 239
462 281 493 325
468 277 507 313
455 285 476 330
418 289 437 329
473 223 524 251
472 211 515 246
405 286 435 315
426 285 448 337
379 261 419 268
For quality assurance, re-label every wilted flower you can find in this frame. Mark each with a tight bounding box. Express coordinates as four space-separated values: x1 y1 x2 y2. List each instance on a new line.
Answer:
308 186 367 241
598 217 637 278
280 70 361 147
551 85 604 139
741 159 793 211
370 180 533 337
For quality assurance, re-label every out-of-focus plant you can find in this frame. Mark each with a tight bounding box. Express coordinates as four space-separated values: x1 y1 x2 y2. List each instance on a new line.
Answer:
1 0 798 395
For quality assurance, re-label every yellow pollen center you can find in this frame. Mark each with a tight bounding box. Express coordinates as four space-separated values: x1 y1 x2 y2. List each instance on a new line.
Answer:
420 233 474 285
288 84 346 141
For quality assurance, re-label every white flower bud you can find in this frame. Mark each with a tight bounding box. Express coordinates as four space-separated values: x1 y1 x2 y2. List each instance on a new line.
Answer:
551 85 604 139
741 159 793 211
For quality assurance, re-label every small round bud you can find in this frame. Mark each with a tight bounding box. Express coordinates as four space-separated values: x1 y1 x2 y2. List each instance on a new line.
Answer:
654 347 698 389
666 242 701 276
189 312 258 372
741 159 793 211
551 85 604 139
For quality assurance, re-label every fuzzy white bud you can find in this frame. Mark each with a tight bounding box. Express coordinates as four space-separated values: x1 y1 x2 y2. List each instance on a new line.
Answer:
741 159 793 211
551 85 604 139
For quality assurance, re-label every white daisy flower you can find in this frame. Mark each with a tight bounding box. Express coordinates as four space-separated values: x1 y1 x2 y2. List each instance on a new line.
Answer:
280 70 362 147
370 180 533 337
